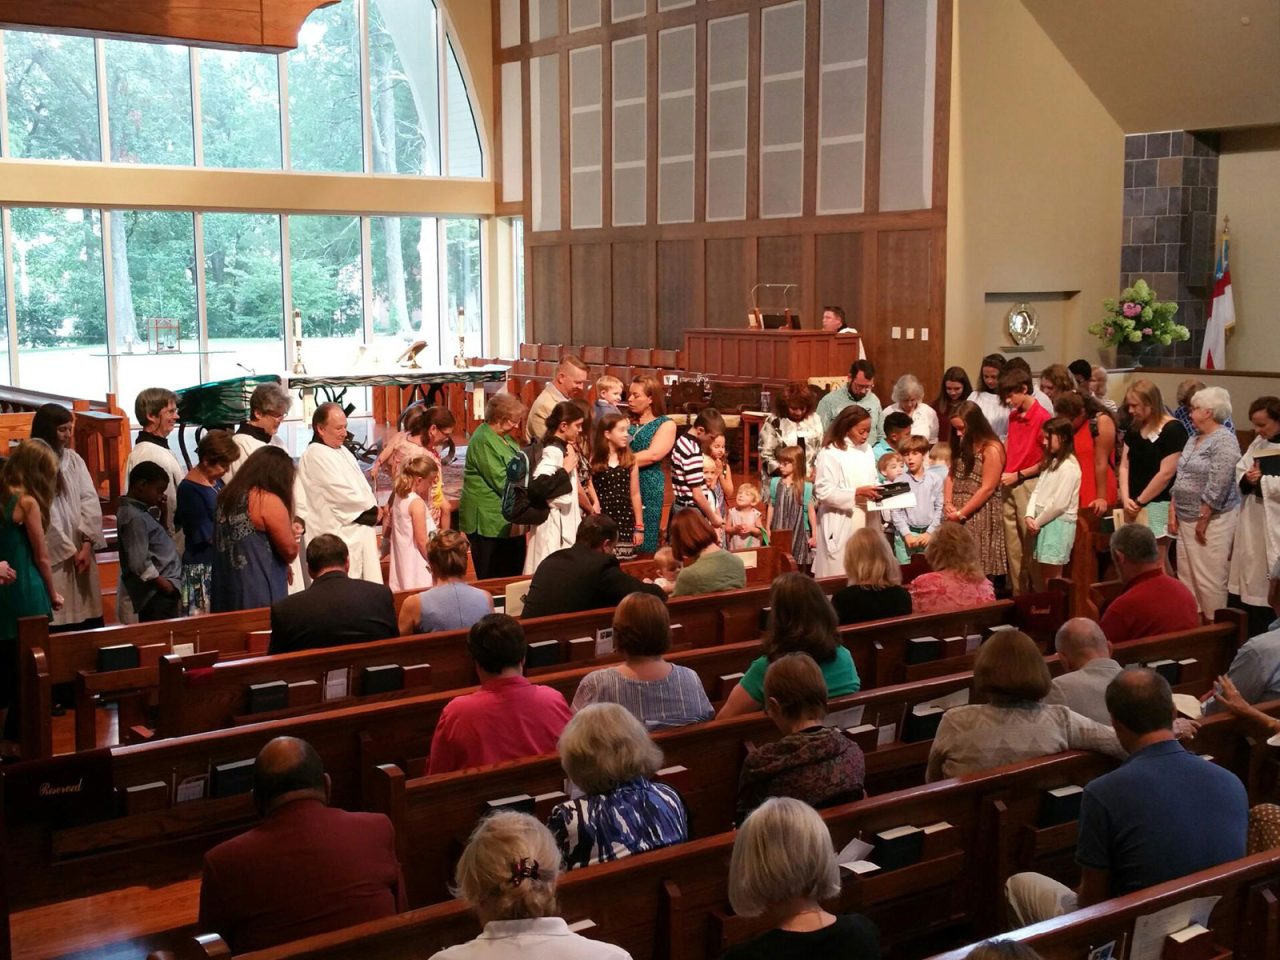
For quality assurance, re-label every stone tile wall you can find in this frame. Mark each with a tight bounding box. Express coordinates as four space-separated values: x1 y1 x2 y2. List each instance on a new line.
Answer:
1120 131 1219 366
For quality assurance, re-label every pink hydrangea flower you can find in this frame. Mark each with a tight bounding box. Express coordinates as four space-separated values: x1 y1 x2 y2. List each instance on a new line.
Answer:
1104 326 1114 338
1122 302 1142 318
1142 327 1153 336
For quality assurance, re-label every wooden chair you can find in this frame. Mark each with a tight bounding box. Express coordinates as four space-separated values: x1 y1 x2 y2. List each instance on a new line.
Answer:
581 345 605 364
518 343 538 361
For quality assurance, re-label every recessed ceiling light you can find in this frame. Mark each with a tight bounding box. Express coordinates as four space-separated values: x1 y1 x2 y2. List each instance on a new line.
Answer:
1240 16 1251 25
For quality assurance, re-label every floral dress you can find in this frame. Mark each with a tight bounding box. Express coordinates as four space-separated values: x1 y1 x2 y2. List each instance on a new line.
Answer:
629 416 671 554
950 450 1008 577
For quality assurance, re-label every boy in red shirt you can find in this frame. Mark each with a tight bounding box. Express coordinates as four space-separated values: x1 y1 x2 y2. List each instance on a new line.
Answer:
999 367 1050 594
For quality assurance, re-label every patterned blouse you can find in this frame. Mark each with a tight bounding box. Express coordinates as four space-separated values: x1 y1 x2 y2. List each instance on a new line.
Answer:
926 701 1124 782
1171 426 1243 521
548 778 688 870
571 665 714 730
907 570 995 615
736 726 865 824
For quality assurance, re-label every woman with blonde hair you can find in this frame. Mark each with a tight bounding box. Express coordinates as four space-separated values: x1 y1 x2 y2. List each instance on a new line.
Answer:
1 439 63 745
908 522 995 615
831 527 911 625
547 703 688 869
1119 378 1183 570
388 455 440 592
431 811 632 959
725 797 879 959
926 630 1122 781
396 529 493 635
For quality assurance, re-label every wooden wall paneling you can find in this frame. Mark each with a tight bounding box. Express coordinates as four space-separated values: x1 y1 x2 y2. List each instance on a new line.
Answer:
532 244 572 345
657 239 699 351
693 238 708 330
932 0 954 211
601 37 615 233
757 235 802 321
744 236 759 319
876 229 938 391
693 18 708 231
559 13 573 235
864 0 885 214
521 54 535 337
745 8 762 221
646 14 660 229
611 241 654 349
571 244 612 346
705 237 748 329
815 232 866 333
800 234 816 331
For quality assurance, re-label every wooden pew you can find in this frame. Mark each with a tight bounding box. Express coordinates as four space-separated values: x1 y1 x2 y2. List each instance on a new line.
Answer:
357 618 1247 908
186 705 1279 960
926 849 1280 960
11 635 1259 960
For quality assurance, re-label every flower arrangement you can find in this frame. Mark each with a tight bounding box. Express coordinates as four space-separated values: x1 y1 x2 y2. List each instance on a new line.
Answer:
1089 278 1189 349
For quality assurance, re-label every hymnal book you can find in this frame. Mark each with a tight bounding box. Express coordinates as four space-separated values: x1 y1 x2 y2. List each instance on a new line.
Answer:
921 820 956 859
525 639 561 669
844 724 879 754
361 664 404 695
567 919 598 934
872 825 923 871
211 758 255 798
1163 924 1216 960
287 680 321 708
826 704 866 730
1178 658 1202 683
1037 784 1084 827
868 483 916 512
247 680 288 714
125 781 169 815
503 580 531 616
1255 449 1280 477
964 633 983 652
901 704 945 743
875 481 911 499
486 794 535 815
905 636 943 665
1147 659 1180 684
97 644 140 672
757 607 772 632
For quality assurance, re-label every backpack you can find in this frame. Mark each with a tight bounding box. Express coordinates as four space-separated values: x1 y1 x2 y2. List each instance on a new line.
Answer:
499 442 550 527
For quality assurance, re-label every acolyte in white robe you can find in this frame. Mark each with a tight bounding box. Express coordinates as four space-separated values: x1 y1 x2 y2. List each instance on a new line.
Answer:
48 447 106 625
811 441 878 579
295 440 382 584
522 443 581 576
1228 436 1280 607
224 429 287 483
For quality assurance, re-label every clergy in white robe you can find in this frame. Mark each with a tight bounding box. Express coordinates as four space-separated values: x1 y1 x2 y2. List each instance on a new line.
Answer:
1229 424 1280 610
811 413 880 578
224 382 293 483
48 446 107 627
295 403 382 584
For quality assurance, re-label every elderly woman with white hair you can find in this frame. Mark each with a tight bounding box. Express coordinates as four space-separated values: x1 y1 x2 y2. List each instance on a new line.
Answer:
1170 385 1242 618
547 703 688 870
724 797 880 960
884 374 939 444
430 811 632 960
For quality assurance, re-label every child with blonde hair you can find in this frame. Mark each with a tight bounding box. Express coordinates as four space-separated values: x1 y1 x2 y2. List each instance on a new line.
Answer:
650 546 680 593
702 452 728 544
766 445 816 569
927 440 951 482
1025 416 1081 584
727 482 766 550
593 375 624 420
877 451 905 483
388 455 440 592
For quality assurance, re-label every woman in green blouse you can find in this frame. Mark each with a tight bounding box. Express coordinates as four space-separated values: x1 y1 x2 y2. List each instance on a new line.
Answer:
460 392 528 578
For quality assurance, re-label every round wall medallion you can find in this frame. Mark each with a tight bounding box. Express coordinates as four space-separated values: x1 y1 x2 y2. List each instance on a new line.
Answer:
1007 302 1040 346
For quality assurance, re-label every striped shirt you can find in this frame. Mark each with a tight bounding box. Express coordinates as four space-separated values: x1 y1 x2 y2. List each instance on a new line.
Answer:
670 432 706 505
549 778 688 869
571 665 714 730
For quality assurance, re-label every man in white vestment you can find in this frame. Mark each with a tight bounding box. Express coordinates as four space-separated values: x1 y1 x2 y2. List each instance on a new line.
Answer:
295 402 382 585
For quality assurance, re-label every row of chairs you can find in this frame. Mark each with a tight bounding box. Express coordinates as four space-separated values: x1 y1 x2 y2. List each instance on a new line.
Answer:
518 343 684 370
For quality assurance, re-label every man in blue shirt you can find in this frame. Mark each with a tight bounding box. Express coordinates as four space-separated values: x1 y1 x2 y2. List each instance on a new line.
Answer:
1006 668 1247 926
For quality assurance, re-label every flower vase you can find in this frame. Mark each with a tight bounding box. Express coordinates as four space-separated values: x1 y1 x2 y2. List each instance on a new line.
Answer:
1129 340 1164 368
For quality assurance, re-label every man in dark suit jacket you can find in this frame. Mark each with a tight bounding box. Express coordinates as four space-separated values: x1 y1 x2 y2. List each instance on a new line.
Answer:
520 515 666 618
269 534 398 654
198 736 406 952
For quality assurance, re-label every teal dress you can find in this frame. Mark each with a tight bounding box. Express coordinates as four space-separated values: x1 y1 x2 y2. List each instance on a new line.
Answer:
1 494 53 713
629 416 671 554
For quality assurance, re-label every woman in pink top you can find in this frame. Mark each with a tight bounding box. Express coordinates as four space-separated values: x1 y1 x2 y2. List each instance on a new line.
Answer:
908 521 996 615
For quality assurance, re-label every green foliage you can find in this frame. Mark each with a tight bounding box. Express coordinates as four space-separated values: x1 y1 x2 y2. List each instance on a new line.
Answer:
1089 278 1189 349
11 208 105 348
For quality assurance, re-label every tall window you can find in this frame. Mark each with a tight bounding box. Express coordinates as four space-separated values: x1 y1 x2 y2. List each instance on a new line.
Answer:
0 2 493 410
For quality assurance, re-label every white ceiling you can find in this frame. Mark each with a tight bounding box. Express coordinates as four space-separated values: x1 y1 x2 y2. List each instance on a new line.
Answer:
1019 0 1280 133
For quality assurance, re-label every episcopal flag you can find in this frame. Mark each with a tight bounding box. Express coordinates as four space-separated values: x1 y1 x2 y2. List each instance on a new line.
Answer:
1200 233 1234 370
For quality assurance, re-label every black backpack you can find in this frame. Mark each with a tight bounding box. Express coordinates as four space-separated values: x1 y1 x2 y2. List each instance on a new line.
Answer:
502 440 569 526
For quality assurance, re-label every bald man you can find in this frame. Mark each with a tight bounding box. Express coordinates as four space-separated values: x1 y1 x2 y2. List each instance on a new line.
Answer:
1043 618 1121 724
198 737 405 952
526 355 588 442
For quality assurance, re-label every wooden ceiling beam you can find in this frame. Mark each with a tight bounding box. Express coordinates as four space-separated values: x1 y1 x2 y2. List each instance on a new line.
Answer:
0 0 338 53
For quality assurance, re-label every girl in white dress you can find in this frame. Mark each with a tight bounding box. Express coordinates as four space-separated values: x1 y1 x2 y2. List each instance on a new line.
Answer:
523 402 586 575
388 456 439 592
812 405 881 578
